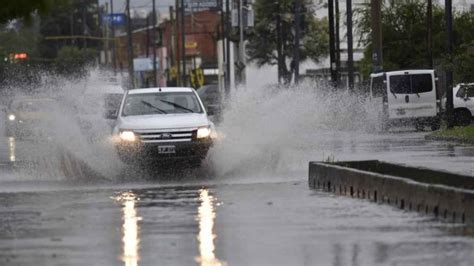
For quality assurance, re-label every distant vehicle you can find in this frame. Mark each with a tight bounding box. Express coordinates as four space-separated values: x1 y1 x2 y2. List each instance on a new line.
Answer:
76 83 125 140
4 96 59 139
110 87 215 166
197 83 223 123
370 69 441 131
451 83 474 126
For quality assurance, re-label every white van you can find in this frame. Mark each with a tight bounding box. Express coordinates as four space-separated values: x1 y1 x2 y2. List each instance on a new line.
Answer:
370 69 441 131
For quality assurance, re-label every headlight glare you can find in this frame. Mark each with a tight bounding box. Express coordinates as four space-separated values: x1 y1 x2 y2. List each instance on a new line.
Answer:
119 131 136 142
197 127 211 139
8 114 15 121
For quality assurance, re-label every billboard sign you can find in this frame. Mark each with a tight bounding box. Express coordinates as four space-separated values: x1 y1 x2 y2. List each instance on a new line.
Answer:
184 0 218 10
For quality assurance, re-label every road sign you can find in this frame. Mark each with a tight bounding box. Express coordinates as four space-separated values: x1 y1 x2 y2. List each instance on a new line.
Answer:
103 13 126 26
133 58 160 72
185 42 198 49
231 8 254 28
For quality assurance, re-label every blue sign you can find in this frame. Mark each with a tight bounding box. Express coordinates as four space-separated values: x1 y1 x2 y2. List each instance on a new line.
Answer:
103 13 126 26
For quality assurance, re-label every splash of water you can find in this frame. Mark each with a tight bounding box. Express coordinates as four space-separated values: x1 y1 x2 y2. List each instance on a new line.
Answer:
208 79 381 178
2 67 125 181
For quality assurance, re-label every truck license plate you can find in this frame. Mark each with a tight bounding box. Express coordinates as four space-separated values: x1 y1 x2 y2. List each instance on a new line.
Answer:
158 145 176 154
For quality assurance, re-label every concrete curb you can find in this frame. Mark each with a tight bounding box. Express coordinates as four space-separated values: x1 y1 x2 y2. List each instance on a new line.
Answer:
425 134 474 145
308 160 474 224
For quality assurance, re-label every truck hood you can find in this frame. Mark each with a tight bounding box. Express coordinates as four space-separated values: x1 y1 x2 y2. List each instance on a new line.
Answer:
117 113 210 130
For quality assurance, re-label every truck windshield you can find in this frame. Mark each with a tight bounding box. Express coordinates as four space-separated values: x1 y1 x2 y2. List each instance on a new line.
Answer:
371 75 386 97
122 91 203 116
389 74 433 94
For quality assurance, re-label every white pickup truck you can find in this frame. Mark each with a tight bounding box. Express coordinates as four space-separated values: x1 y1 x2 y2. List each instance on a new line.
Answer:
110 87 215 167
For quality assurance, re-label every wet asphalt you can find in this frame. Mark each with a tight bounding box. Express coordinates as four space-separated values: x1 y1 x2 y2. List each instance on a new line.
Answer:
0 125 474 265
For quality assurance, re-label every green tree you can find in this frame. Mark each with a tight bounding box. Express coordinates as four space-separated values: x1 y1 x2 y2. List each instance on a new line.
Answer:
355 0 474 83
54 46 96 78
0 0 64 24
247 0 329 84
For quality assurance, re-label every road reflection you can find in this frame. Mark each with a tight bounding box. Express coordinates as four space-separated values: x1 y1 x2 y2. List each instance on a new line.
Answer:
8 137 15 162
116 191 141 266
195 189 225 266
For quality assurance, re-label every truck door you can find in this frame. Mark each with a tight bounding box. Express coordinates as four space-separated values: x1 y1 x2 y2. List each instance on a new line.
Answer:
387 73 437 120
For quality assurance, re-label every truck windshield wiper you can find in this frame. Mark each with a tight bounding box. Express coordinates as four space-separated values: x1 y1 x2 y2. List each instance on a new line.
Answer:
159 99 194 113
140 100 167 114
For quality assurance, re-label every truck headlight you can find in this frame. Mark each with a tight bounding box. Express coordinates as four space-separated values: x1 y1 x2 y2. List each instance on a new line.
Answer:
8 114 15 121
197 126 211 139
120 130 136 142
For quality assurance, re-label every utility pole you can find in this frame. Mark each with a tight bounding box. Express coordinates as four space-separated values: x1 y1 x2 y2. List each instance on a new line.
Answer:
180 0 187 86
126 0 134 89
152 0 158 87
110 0 117 74
371 0 382 72
169 6 175 85
276 2 283 84
328 0 336 84
445 0 454 128
427 0 433 68
220 0 226 89
335 0 340 86
82 0 88 48
104 3 109 66
237 0 246 86
293 0 301 84
146 16 150 58
175 0 181 86
225 0 231 93
346 0 354 90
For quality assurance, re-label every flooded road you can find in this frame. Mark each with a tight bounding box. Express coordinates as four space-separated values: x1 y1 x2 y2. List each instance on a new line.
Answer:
0 127 474 265
1 80 474 265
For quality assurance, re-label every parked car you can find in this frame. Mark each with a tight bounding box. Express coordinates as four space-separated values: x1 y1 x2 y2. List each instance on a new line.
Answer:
451 83 474 126
4 96 59 139
111 87 215 166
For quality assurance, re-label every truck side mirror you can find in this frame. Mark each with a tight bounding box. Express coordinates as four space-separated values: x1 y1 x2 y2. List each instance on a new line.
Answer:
105 109 118 119
206 106 215 116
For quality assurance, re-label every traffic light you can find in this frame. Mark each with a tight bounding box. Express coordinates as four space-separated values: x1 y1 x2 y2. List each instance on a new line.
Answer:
7 53 28 63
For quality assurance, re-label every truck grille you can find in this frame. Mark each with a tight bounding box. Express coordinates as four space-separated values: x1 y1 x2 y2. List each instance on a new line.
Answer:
134 128 196 143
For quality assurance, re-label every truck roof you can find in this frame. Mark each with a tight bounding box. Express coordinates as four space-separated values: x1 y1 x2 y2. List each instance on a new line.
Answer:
128 87 194 94
370 69 435 77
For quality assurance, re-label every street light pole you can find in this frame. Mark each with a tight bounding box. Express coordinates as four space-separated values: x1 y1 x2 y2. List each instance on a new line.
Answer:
346 0 354 90
427 0 433 68
126 0 134 89
371 0 383 72
293 0 301 84
180 0 187 86
152 0 158 87
238 0 246 86
225 0 231 94
328 0 336 84
335 0 340 86
445 0 454 128
276 1 283 84
109 0 117 74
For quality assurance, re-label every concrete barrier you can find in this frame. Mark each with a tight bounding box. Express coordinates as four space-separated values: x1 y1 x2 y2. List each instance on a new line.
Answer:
309 160 474 224
58 148 106 183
